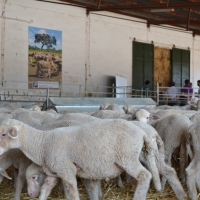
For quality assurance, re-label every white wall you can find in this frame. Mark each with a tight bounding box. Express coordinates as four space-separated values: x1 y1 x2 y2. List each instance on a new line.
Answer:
0 0 86 91
0 0 200 95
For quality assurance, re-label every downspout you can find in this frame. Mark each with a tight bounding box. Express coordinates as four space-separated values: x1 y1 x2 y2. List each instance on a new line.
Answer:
85 10 90 97
1 0 7 87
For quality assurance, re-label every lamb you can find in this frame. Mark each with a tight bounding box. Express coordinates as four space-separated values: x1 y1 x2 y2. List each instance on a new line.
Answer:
0 108 12 114
0 113 13 123
0 118 161 200
133 109 160 124
26 163 102 200
123 105 137 114
25 104 42 111
12 110 62 127
99 103 110 110
0 149 32 200
105 104 125 114
189 112 200 123
154 114 193 189
91 110 132 120
0 102 22 111
185 122 200 200
10 108 30 117
99 103 127 114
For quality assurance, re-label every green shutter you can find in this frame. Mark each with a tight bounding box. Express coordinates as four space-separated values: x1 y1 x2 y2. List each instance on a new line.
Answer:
172 48 190 87
132 41 154 90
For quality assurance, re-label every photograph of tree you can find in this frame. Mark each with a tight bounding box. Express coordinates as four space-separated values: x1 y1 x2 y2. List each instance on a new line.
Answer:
28 26 62 88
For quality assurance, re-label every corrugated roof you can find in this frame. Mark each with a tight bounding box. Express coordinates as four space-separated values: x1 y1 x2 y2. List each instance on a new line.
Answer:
38 0 200 36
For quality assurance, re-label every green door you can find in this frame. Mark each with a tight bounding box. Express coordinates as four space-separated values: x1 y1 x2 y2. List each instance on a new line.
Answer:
132 41 154 91
172 48 190 87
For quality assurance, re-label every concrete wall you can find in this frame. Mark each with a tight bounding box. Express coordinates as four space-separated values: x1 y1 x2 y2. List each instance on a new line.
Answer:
0 0 200 98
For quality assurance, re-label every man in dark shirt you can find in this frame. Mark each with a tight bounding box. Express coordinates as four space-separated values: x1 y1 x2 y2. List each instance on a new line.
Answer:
180 79 193 106
140 80 151 97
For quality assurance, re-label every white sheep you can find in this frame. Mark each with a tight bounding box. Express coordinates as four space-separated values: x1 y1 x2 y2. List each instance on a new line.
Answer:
27 105 42 111
154 114 193 189
116 120 186 200
12 110 62 127
123 105 137 114
91 110 132 120
131 121 186 199
0 149 31 200
133 109 160 124
26 163 102 200
99 103 110 110
105 104 125 114
0 118 161 200
185 122 200 200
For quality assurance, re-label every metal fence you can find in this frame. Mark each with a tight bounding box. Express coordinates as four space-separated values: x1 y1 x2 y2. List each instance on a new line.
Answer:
0 81 198 106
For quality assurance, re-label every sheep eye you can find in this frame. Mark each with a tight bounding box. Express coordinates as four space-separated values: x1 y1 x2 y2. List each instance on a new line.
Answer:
2 133 6 137
146 117 149 119
32 176 36 180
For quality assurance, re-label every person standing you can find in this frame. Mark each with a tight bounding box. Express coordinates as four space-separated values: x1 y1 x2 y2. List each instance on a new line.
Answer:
140 80 151 97
166 81 179 106
195 80 200 97
180 79 193 106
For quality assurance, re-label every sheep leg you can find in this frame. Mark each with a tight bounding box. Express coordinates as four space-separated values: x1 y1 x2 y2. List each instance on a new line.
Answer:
186 158 200 200
195 168 200 191
126 173 133 183
161 152 172 191
97 180 102 199
156 154 187 200
117 160 152 200
62 176 80 200
39 176 58 200
117 175 125 188
179 136 188 183
13 167 18 188
81 178 102 200
13 170 26 200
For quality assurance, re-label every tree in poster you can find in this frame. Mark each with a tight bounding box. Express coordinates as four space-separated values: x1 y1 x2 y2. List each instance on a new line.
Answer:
34 33 57 50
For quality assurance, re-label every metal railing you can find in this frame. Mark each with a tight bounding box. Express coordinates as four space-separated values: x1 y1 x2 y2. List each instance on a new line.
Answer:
0 81 198 107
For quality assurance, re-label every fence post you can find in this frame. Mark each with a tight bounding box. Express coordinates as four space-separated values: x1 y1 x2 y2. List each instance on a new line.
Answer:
59 81 61 97
157 82 159 105
79 85 81 97
97 86 99 97
46 88 49 110
112 84 115 97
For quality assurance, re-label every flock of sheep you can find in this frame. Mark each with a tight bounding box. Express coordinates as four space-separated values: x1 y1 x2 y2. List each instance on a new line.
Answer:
0 101 200 200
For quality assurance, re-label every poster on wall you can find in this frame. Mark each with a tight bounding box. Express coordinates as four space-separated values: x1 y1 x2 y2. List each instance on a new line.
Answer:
28 26 62 89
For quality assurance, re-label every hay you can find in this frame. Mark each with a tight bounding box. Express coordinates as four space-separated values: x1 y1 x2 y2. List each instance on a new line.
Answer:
154 47 171 88
0 172 195 200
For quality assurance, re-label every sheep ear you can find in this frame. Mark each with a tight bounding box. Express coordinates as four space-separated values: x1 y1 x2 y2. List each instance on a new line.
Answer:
0 168 12 180
8 127 18 139
149 115 160 120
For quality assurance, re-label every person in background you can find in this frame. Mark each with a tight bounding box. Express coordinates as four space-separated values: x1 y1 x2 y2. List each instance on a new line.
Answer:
189 82 195 99
195 80 200 98
140 80 151 97
166 81 179 106
180 79 193 106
